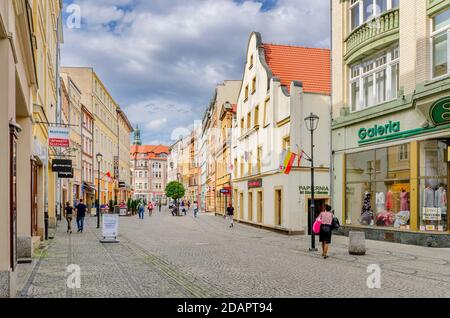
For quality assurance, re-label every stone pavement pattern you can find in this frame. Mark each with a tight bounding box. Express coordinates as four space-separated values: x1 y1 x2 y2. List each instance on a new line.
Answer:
17 208 450 298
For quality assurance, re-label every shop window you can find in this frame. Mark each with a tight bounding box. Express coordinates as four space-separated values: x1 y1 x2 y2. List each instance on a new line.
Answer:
345 144 411 228
419 140 448 232
431 8 450 78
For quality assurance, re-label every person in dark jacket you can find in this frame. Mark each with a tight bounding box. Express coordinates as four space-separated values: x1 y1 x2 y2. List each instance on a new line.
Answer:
75 199 87 233
226 203 235 228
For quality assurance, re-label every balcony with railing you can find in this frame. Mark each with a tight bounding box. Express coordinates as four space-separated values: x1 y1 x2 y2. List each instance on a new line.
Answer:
345 8 399 64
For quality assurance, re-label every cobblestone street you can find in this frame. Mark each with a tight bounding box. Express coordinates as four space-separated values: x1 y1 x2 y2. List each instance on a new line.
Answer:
17 208 450 298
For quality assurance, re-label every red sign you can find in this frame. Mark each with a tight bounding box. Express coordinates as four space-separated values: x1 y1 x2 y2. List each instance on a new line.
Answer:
248 179 263 189
48 127 70 148
49 138 70 147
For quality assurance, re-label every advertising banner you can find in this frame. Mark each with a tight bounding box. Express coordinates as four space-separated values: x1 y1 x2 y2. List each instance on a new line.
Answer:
102 214 119 239
422 207 442 221
49 127 70 147
52 159 72 173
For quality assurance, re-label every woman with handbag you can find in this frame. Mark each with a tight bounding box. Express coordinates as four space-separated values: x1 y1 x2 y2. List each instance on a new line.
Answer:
318 205 334 259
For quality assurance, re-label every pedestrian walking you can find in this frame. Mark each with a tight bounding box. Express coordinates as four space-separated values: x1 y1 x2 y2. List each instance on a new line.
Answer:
75 199 87 233
138 201 145 220
148 201 154 216
318 204 334 259
187 201 191 212
193 201 199 218
64 202 73 234
158 201 162 212
226 203 234 228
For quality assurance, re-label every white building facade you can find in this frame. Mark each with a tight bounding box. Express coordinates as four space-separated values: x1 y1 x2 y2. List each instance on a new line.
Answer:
231 32 332 234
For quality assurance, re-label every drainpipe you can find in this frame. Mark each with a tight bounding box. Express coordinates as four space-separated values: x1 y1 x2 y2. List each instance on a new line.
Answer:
55 12 62 224
329 0 334 209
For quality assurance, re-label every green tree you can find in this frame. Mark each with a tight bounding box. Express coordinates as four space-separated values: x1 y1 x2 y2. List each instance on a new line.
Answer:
165 181 185 211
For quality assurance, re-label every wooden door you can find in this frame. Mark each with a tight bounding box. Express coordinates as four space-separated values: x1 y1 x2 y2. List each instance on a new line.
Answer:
31 160 38 237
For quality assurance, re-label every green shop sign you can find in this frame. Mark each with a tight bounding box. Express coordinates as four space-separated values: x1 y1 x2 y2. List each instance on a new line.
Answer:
299 186 329 195
358 121 401 141
430 97 450 126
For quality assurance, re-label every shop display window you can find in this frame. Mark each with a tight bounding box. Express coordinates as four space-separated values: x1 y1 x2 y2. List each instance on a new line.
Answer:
345 144 411 229
419 140 448 232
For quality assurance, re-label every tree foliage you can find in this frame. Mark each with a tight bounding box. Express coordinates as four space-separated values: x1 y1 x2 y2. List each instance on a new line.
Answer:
165 181 185 200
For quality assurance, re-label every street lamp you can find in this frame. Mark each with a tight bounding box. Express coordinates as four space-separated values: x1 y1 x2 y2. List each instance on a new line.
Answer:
305 113 319 252
96 153 103 229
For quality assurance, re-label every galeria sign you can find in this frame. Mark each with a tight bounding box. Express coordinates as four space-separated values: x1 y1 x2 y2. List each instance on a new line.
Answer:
358 121 400 141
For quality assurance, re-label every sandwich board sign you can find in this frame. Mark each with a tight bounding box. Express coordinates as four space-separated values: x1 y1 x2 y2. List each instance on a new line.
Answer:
100 214 120 243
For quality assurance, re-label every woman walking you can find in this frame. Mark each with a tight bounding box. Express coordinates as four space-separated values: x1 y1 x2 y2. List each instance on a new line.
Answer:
193 201 199 218
226 203 235 228
318 205 334 259
64 202 73 234
147 201 154 216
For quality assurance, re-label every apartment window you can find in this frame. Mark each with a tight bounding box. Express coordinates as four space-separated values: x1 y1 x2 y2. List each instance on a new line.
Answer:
252 77 257 94
263 98 270 126
248 153 252 176
249 54 254 68
350 0 398 31
240 118 245 132
234 158 238 176
283 136 291 151
247 112 251 129
245 85 249 101
349 45 399 112
432 8 450 78
240 156 244 178
254 105 259 128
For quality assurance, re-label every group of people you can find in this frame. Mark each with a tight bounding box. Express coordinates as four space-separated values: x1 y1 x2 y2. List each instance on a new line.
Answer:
63 199 88 234
138 201 162 219
171 200 199 217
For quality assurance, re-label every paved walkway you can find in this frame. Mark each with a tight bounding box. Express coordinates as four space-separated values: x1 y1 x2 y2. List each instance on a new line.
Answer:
17 208 450 298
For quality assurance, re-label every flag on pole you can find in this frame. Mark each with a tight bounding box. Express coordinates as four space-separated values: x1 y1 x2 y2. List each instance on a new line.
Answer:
283 151 297 175
279 150 297 175
106 171 112 179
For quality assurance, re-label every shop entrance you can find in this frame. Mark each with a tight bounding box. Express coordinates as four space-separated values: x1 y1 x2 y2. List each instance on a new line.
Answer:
275 189 282 226
31 160 38 237
307 199 326 235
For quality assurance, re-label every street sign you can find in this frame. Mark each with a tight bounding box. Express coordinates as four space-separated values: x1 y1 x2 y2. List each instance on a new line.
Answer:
58 169 74 179
49 127 70 148
52 159 72 173
119 181 126 188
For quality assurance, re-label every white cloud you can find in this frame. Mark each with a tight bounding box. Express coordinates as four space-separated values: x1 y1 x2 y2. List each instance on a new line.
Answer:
62 0 330 144
146 118 168 131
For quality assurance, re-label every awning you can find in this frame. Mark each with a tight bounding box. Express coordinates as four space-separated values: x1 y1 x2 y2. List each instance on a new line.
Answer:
82 182 96 193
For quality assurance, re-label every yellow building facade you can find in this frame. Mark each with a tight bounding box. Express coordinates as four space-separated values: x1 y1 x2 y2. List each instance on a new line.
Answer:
0 0 62 297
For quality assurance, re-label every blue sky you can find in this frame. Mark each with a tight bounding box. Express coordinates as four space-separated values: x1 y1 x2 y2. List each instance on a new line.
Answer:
61 0 330 146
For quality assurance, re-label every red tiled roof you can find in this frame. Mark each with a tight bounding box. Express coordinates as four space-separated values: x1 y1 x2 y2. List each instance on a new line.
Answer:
262 44 331 95
130 144 169 160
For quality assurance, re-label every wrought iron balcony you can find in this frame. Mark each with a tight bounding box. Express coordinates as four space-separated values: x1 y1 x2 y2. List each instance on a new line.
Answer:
345 8 399 64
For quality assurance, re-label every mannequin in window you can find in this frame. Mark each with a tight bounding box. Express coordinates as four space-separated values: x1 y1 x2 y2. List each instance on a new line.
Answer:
400 188 409 211
386 190 394 211
423 184 435 208
375 191 385 213
360 191 373 226
435 184 447 215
